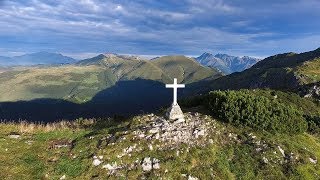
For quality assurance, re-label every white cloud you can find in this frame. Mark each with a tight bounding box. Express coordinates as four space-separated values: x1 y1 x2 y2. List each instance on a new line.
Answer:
187 0 239 14
79 0 100 11
0 0 319 57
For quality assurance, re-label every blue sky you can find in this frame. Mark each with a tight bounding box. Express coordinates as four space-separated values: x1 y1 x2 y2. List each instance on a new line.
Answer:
0 0 320 59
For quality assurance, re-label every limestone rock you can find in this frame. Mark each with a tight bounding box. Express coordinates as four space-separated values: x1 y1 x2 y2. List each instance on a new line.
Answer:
141 157 160 171
142 157 152 171
166 103 184 121
153 158 160 169
93 156 103 166
93 159 102 166
102 162 119 171
262 157 268 164
309 157 317 164
278 146 285 157
188 175 199 180
8 132 21 139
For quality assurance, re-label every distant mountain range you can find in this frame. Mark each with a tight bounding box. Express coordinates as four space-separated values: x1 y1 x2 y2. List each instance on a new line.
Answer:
195 52 261 74
0 52 76 66
0 51 261 75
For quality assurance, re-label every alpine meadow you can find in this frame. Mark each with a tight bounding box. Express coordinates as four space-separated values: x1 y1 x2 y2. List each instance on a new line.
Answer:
0 0 320 180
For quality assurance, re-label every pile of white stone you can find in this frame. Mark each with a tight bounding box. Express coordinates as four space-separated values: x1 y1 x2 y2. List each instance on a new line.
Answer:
133 112 213 146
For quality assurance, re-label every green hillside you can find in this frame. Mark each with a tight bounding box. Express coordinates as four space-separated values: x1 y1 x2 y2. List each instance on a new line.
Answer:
0 55 221 103
210 48 320 91
153 56 221 84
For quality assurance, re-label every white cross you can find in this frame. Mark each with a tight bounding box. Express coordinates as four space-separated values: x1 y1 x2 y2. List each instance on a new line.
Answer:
166 78 185 105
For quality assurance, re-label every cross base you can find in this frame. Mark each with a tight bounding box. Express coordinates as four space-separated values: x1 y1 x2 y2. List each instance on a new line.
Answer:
166 103 184 122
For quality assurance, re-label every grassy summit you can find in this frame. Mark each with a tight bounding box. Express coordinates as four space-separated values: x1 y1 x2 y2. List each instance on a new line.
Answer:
0 89 319 179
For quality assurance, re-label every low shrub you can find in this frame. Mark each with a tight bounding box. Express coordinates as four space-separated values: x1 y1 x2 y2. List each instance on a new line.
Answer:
204 90 307 134
305 115 320 134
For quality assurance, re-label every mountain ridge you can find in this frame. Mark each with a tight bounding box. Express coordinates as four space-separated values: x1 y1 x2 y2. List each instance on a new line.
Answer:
0 52 77 66
195 52 260 74
209 47 320 92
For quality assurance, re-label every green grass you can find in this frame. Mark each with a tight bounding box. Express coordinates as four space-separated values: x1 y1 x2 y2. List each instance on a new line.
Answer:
0 112 319 179
296 58 320 84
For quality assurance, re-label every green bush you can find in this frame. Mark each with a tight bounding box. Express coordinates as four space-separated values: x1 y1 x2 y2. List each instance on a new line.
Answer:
204 90 307 134
305 115 320 134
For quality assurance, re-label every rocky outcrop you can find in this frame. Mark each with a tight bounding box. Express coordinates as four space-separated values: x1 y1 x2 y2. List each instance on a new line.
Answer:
141 157 160 171
297 82 320 100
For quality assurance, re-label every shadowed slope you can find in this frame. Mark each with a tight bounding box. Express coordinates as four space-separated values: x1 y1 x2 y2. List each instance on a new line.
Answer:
0 78 210 122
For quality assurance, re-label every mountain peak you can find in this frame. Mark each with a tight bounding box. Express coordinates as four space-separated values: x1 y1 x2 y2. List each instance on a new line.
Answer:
202 52 212 55
196 52 261 74
0 52 76 66
103 53 118 58
199 52 213 58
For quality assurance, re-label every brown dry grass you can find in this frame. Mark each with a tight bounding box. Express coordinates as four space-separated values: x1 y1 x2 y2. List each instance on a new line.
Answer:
0 118 96 133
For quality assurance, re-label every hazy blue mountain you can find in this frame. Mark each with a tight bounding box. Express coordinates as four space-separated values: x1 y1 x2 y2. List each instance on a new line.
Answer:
195 52 260 74
13 52 77 65
195 52 229 73
0 56 14 66
0 52 77 66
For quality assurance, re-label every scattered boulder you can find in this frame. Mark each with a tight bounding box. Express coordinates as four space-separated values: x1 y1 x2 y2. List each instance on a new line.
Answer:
142 157 152 171
93 159 102 166
141 157 160 171
262 157 268 164
8 132 21 139
102 162 121 173
277 146 285 157
188 175 199 180
309 157 317 164
92 156 103 166
25 140 33 145
48 139 74 149
152 158 160 169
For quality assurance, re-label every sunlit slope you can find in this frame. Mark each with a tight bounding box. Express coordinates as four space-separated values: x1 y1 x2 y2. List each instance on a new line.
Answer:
0 55 221 102
152 55 221 84
0 65 115 102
